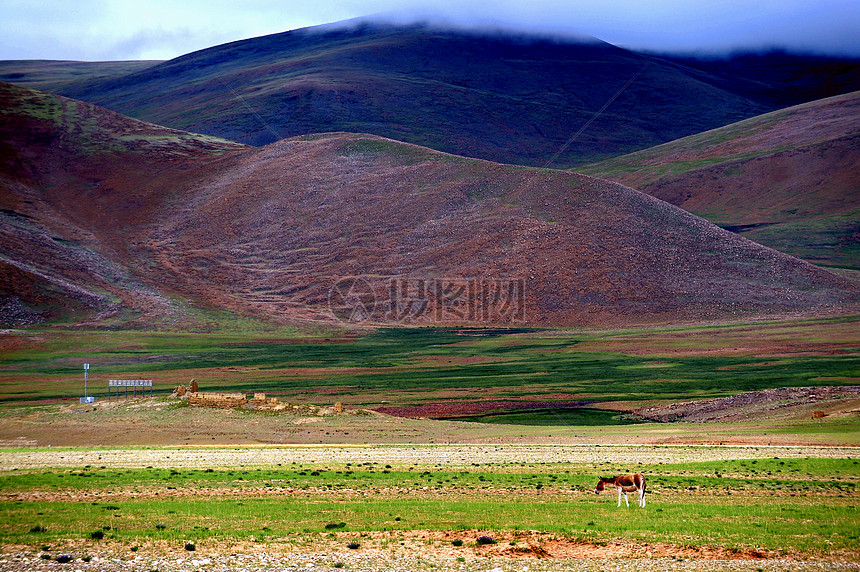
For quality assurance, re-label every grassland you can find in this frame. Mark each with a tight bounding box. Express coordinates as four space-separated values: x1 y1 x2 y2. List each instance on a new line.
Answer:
0 451 857 566
1 316 858 407
1 316 857 448
0 61 161 93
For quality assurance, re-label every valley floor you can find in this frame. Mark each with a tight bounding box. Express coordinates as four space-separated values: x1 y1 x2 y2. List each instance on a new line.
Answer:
1 444 858 571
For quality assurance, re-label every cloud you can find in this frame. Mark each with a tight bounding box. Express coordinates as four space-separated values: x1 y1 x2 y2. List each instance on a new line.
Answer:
0 0 858 61
367 0 860 55
108 29 204 61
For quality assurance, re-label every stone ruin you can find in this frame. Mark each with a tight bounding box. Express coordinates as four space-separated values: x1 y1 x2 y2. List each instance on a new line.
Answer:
188 392 248 409
172 381 344 414
247 392 285 411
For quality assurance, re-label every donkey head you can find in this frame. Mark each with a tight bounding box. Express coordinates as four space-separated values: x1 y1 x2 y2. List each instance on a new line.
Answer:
594 477 609 494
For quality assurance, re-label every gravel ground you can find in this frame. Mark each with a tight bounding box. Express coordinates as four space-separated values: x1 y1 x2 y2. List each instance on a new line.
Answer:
1 551 857 572
2 444 857 471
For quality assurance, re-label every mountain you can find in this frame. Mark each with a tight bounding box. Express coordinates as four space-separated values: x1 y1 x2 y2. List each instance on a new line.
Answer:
32 21 797 168
1 82 856 328
579 91 860 270
4 24 858 170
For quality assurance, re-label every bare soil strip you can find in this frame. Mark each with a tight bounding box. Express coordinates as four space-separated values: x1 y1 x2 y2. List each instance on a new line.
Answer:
2 443 857 471
1 536 856 572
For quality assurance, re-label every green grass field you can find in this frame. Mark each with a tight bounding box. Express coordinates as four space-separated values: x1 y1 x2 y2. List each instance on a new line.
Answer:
1 316 857 410
1 457 857 558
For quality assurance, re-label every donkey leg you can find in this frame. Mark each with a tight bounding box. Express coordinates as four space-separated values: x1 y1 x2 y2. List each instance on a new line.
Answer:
639 488 645 507
623 491 629 507
617 488 622 507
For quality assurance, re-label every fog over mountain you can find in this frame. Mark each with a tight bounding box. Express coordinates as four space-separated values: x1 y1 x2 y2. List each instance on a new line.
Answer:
1 0 858 61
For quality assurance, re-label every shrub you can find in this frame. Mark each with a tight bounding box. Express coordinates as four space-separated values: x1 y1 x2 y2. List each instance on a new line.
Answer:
90 530 104 540
346 541 360 550
184 542 196 551
476 535 495 545
29 525 46 533
452 539 464 547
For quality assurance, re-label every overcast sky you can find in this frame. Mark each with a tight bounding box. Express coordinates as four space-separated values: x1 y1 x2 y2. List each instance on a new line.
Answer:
1 0 858 61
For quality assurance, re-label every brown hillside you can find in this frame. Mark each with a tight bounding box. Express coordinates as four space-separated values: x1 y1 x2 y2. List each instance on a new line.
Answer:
118 133 858 327
580 91 860 270
1 83 857 327
0 82 247 326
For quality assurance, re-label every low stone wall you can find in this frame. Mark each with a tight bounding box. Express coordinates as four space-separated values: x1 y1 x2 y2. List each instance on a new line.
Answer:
176 385 345 415
187 392 247 409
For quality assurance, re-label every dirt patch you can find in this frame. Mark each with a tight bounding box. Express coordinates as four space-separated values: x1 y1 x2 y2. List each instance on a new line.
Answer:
332 529 785 562
1 394 859 448
0 529 836 572
635 385 860 423
374 399 595 419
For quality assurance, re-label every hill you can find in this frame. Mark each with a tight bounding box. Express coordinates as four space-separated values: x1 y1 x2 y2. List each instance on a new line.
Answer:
0 82 247 327
579 91 860 270
2 82 857 328
37 21 796 168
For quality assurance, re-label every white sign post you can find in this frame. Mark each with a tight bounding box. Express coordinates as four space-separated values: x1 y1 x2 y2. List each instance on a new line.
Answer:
80 363 95 404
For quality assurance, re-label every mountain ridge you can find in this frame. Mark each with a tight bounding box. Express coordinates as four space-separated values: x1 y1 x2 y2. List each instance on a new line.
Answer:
37 21 784 167
3 21 857 170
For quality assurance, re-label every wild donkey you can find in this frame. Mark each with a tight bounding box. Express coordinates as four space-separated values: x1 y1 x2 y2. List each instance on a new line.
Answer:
595 473 646 507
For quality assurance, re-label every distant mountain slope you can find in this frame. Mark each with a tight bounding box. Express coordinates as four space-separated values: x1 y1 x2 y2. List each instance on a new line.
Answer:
0 60 160 93
47 21 789 168
1 83 856 328
663 50 860 108
580 91 860 270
